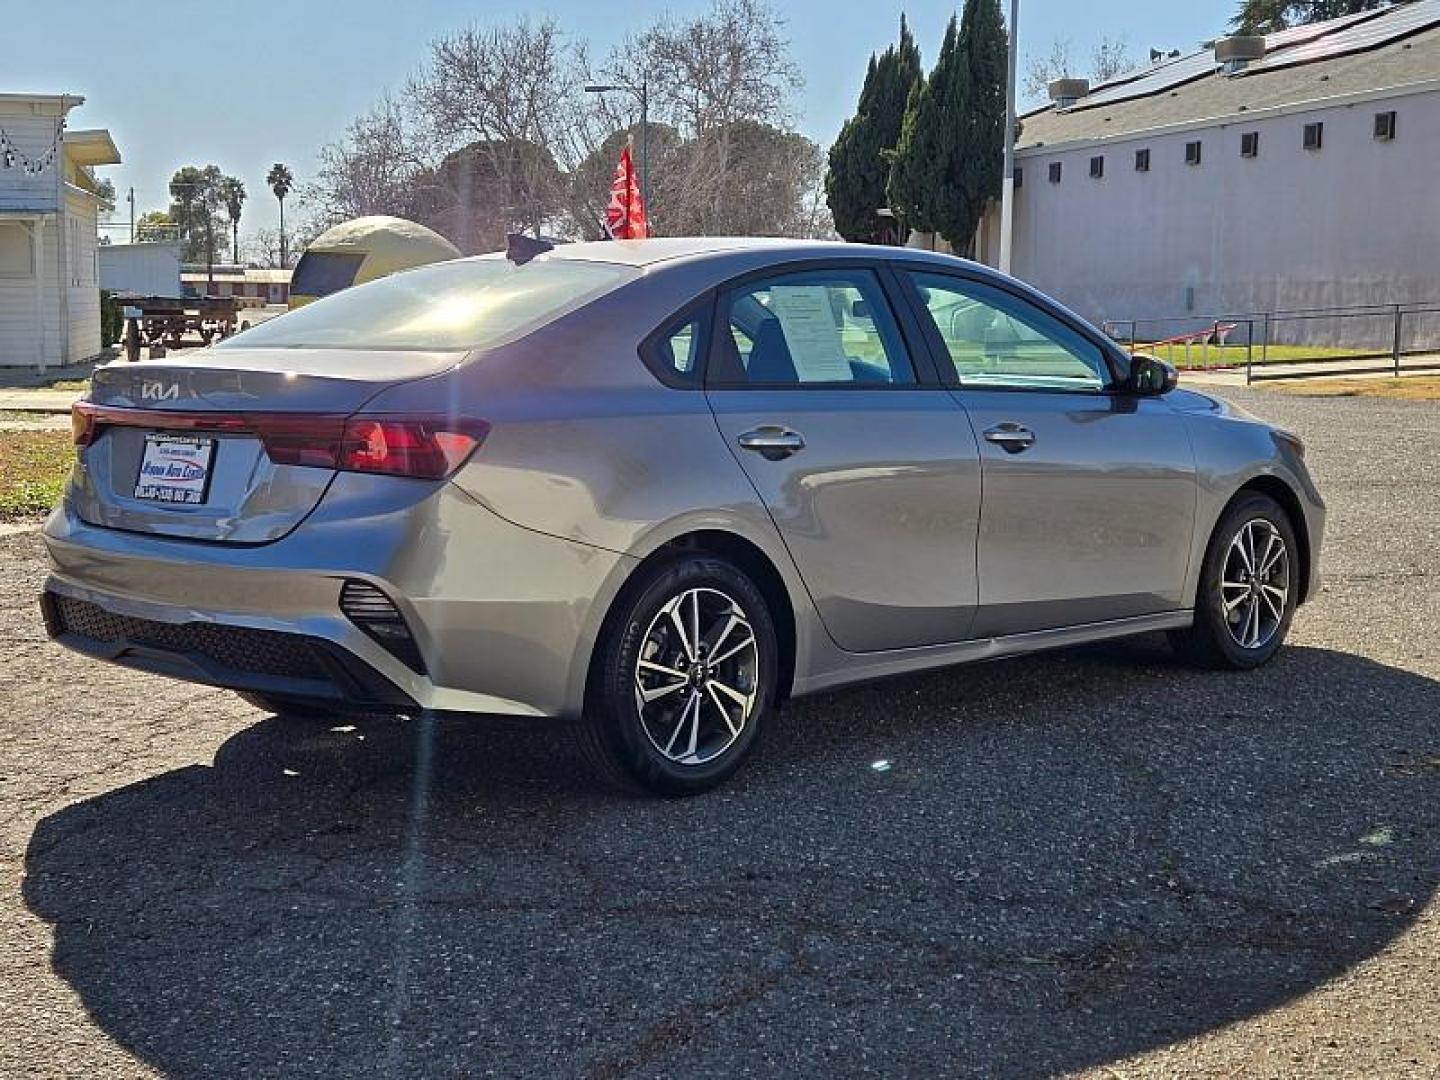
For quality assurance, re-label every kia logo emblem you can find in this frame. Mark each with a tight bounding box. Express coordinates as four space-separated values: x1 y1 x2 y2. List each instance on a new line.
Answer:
140 381 180 401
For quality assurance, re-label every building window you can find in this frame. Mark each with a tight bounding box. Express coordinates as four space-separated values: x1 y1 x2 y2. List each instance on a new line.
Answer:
1048 162 1062 184
1014 166 1023 188
0 222 34 277
1374 110 1397 141
1134 148 1150 172
1088 155 1104 179
1303 122 1324 151
1185 140 1202 166
1241 131 1260 158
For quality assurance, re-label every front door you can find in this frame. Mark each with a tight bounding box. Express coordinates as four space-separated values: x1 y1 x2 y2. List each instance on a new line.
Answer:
900 269 1197 637
705 266 982 652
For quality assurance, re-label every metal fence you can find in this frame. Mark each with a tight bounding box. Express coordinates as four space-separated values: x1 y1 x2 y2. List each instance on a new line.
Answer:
1102 302 1440 384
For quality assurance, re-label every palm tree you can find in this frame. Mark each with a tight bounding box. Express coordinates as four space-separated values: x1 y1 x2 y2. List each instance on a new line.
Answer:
219 176 246 264
266 163 294 267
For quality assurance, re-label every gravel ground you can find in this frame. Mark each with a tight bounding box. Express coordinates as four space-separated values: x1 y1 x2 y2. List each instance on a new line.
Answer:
1 388 1436 1078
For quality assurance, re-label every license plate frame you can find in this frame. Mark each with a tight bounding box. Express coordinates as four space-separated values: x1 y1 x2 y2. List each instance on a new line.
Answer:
134 434 216 505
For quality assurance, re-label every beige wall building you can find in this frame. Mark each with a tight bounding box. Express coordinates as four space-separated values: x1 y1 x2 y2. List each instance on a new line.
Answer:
989 1 1440 344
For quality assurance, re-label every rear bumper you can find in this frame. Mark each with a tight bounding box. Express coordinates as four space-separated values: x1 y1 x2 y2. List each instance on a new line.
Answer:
41 477 637 718
41 591 416 710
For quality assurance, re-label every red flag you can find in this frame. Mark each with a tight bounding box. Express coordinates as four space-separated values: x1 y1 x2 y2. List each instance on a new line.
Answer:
604 144 649 240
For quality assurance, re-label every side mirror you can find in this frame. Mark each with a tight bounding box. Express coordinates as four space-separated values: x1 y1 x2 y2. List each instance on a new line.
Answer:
1127 352 1178 396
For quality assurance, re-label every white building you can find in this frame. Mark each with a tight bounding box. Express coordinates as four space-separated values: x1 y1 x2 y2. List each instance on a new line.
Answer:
991 0 1440 343
98 241 183 299
0 93 120 368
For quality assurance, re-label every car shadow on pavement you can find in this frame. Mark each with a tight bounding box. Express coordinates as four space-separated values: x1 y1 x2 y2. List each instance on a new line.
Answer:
23 643 1440 1078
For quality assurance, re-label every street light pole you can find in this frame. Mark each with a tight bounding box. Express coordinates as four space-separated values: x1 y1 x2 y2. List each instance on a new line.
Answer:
999 0 1020 276
585 81 652 232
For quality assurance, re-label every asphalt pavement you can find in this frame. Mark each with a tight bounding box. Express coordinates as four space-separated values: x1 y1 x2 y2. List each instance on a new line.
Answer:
1 387 1436 1078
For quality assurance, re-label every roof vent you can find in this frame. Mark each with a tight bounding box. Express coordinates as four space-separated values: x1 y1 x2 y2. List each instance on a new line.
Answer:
1215 35 1266 74
1048 77 1090 109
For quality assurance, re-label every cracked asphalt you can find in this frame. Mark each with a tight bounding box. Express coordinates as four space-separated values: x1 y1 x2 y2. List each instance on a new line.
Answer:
1 387 1437 1078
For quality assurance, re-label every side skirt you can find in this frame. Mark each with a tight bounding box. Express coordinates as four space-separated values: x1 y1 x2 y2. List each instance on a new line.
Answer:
791 610 1193 699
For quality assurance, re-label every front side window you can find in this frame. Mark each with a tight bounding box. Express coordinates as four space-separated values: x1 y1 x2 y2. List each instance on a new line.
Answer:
222 256 637 352
712 268 915 386
905 271 1111 392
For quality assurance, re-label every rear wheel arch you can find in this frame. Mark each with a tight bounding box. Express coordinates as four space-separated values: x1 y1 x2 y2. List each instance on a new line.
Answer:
592 529 798 705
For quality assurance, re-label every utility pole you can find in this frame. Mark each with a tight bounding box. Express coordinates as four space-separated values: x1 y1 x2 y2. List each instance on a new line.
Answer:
127 186 135 243
999 0 1020 275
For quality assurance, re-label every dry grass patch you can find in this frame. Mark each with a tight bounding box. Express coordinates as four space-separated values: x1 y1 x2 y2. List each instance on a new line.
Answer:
1267 375 1440 401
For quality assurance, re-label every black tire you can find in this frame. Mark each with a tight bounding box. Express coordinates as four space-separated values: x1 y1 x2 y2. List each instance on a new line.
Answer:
235 692 347 721
576 555 778 796
1170 492 1299 670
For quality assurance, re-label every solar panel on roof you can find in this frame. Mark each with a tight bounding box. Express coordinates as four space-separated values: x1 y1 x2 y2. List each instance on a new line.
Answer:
1247 0 1440 71
1066 3 1421 112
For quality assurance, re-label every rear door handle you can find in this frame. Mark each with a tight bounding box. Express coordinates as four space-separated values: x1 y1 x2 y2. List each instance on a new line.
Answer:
982 422 1035 453
737 426 806 460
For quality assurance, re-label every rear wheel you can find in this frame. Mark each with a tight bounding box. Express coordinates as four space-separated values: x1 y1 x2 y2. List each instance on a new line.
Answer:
1170 493 1298 669
576 555 777 795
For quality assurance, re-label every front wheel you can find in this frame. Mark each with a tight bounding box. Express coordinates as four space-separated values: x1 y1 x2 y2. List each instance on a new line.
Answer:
577 555 778 795
1170 493 1299 669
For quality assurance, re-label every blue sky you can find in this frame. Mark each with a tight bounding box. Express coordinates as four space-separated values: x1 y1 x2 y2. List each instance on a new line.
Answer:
8 0 1233 239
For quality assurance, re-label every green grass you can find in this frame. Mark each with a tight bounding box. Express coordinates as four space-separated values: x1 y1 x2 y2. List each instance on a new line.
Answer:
0 430 74 519
1138 342 1372 370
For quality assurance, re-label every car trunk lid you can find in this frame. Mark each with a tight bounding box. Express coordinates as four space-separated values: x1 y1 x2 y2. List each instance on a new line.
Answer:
73 348 461 543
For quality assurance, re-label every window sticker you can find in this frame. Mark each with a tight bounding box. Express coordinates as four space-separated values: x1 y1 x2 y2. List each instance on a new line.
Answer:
769 285 854 382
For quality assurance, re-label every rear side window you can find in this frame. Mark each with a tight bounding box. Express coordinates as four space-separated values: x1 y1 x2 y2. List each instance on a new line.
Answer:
710 268 915 386
221 257 636 351
642 300 712 388
289 251 364 298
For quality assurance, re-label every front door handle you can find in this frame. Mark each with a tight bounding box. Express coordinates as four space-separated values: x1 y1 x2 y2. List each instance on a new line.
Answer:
982 422 1036 453
737 426 806 461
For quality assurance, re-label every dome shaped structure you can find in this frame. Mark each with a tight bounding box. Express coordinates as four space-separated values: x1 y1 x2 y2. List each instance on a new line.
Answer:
288 216 461 309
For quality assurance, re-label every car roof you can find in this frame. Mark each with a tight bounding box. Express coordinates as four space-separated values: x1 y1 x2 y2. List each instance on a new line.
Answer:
486 236 984 273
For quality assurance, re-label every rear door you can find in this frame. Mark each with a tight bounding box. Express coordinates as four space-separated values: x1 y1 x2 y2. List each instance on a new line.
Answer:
898 268 1197 637
704 264 982 652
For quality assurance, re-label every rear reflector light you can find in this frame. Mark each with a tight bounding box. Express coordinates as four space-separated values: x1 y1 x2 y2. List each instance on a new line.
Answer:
70 402 488 479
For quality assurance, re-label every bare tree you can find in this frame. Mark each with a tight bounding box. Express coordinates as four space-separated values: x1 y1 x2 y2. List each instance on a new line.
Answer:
301 2 824 246
305 96 430 228
1091 36 1134 84
1024 34 1134 104
1023 38 1076 102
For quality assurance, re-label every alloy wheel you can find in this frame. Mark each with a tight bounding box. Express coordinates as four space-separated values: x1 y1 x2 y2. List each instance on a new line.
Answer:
1220 518 1290 650
634 587 760 766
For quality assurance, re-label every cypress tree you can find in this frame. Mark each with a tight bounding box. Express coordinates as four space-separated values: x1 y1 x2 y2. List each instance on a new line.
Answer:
887 2 1008 253
825 17 922 242
886 16 958 239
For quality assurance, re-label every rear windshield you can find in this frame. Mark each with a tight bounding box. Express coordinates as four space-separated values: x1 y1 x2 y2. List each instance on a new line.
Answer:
221 256 636 351
289 251 364 297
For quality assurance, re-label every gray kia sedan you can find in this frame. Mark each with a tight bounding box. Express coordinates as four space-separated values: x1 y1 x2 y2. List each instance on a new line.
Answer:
41 238 1324 794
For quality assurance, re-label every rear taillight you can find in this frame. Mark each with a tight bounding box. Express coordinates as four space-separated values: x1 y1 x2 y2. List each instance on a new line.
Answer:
72 404 97 446
335 417 489 479
70 403 487 480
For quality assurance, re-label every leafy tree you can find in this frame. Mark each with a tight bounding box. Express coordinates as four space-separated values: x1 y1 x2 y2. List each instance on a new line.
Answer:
135 209 178 242
825 16 922 242
168 164 228 263
218 176 246 266
1231 0 1386 34
267 163 294 267
888 0 1007 252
